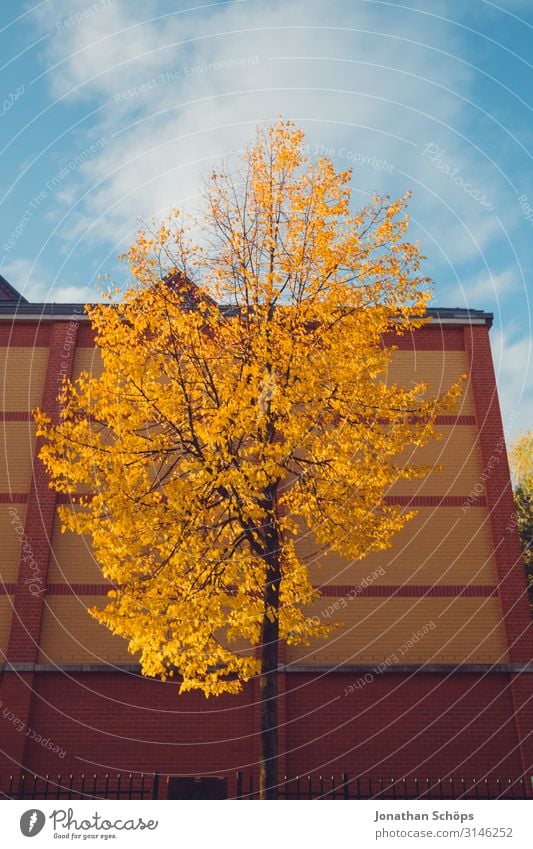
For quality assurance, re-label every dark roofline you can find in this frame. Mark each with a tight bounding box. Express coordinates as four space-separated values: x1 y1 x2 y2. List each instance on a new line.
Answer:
0 272 494 326
0 275 28 303
0 272 495 327
0 300 494 327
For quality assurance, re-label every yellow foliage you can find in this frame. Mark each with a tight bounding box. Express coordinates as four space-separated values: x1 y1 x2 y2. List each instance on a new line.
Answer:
36 119 464 697
509 431 533 490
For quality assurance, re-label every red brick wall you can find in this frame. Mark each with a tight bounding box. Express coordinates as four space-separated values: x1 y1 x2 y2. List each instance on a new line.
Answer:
5 671 523 783
464 325 533 776
284 673 523 779
1 316 532 793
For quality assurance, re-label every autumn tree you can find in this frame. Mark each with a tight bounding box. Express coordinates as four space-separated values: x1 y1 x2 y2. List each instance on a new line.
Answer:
36 120 464 799
509 431 533 609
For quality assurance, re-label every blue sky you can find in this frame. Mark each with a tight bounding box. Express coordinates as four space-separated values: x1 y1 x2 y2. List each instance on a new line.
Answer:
0 0 531 439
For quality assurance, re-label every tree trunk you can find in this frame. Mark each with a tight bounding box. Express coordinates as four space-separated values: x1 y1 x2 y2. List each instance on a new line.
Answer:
258 487 281 800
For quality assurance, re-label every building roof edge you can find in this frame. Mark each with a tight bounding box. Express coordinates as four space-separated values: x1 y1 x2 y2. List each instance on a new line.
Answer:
0 303 494 326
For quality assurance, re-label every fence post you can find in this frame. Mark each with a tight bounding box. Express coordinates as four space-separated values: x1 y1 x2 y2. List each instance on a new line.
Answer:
1 770 526 800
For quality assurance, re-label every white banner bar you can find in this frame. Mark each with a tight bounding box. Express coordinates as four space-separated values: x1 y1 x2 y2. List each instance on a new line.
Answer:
3 799 532 848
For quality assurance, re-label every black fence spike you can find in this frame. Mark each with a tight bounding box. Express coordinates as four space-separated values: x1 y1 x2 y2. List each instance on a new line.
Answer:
1 771 530 801
152 771 160 801
343 772 349 800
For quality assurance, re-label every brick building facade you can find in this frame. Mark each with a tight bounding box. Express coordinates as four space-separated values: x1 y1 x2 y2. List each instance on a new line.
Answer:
0 274 532 797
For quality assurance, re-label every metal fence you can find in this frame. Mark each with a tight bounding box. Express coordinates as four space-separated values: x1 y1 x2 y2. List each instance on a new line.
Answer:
235 773 530 800
0 772 159 800
1 771 529 800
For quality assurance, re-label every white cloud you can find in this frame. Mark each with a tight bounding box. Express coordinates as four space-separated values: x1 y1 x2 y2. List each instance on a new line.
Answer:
27 0 479 245
443 267 519 308
11 0 532 431
0 256 98 303
490 326 533 441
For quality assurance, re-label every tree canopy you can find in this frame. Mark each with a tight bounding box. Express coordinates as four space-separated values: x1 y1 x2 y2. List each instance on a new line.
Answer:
509 431 533 607
36 119 464 796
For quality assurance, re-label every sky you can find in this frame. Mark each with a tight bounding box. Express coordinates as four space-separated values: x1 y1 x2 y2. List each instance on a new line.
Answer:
0 0 531 440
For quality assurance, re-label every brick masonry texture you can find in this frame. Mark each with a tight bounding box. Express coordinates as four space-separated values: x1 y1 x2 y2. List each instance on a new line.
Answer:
0 314 532 789
0 671 525 781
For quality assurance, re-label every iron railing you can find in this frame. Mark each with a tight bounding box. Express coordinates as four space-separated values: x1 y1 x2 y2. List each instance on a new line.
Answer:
0 771 159 800
1 771 529 800
236 772 529 800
